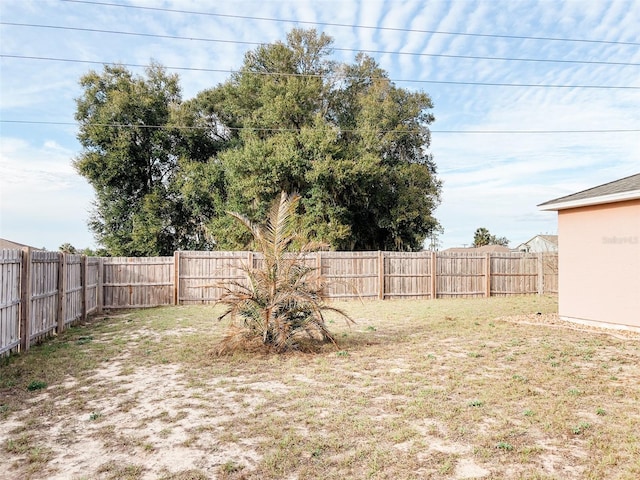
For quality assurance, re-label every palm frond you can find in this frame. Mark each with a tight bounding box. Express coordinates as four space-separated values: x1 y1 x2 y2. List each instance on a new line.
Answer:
215 190 354 354
265 191 300 261
226 211 264 248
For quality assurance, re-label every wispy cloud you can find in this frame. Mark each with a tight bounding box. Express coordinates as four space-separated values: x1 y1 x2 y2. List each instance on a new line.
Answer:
0 137 95 248
0 0 638 250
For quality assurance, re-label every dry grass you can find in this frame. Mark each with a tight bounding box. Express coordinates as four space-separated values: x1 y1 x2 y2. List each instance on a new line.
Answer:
1 295 640 479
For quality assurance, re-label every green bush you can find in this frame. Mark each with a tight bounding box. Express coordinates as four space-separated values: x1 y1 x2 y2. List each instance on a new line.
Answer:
216 192 353 353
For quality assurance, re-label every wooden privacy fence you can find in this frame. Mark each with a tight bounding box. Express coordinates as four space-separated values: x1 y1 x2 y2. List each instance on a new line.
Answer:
0 249 100 355
1 249 558 355
165 251 557 304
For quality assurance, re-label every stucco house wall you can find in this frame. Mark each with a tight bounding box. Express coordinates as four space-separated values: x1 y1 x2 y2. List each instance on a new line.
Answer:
539 173 640 331
557 199 640 329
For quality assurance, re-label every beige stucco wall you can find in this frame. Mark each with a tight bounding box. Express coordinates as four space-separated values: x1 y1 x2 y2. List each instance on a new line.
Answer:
558 199 640 329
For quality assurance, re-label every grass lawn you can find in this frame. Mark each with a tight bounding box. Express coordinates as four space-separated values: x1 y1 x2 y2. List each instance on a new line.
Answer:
1 295 639 479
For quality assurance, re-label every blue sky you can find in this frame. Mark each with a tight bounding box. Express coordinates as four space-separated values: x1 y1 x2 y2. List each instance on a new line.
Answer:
1 0 639 251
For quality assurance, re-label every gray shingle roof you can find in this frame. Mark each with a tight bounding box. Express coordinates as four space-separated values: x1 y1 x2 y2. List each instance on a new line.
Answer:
539 173 640 209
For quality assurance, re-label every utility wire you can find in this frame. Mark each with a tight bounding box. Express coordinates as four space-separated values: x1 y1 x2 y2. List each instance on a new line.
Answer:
60 0 640 47
3 54 638 90
2 22 638 67
2 120 638 134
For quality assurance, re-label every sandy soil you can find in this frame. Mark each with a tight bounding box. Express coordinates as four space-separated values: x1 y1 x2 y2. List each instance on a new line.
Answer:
2 311 637 479
2 358 266 479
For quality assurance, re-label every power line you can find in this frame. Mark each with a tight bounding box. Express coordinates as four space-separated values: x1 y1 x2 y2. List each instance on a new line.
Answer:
3 55 639 91
3 22 638 67
2 120 638 135
61 0 640 47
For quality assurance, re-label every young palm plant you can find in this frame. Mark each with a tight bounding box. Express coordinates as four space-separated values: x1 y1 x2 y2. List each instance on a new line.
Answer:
216 191 354 353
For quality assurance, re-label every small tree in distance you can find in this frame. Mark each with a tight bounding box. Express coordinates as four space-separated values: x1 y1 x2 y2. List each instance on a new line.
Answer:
473 227 509 248
58 243 77 254
215 191 354 354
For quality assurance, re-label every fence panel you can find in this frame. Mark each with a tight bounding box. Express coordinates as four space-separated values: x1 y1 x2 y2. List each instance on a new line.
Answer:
490 253 539 295
542 253 559 294
178 251 248 304
103 257 173 308
436 253 486 298
1 249 22 355
29 251 60 342
384 252 433 299
321 251 379 299
64 254 84 326
86 257 100 314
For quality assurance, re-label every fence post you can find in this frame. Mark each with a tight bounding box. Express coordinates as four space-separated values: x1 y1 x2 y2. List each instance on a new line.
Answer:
485 253 491 298
430 251 437 299
96 257 103 314
19 248 32 352
537 253 544 295
378 251 385 300
173 251 180 306
81 255 88 322
315 251 322 296
57 253 66 334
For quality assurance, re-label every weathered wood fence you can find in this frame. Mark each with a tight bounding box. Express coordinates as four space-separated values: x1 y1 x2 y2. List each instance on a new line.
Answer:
1 249 558 355
0 249 101 356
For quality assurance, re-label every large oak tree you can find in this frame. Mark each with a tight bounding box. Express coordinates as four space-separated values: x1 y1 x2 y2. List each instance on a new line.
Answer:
74 64 224 255
74 29 442 255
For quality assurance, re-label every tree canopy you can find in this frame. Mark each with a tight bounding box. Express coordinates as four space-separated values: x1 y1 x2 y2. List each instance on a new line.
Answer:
74 63 225 255
74 29 442 255
472 227 510 247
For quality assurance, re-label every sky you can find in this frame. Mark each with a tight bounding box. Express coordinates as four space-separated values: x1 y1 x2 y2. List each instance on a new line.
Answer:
1 0 639 251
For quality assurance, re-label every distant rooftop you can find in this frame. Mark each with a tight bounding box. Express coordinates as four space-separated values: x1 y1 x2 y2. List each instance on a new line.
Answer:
443 244 512 254
539 173 640 211
0 238 42 250
519 234 558 246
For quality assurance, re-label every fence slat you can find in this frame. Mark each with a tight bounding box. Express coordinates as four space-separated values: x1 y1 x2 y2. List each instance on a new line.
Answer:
19 248 31 352
1 249 22 355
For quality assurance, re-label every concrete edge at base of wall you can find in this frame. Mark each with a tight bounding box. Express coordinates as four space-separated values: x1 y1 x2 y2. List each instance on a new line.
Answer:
560 316 640 334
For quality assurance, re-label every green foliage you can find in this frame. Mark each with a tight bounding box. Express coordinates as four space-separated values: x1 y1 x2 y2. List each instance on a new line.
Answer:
473 227 510 247
215 192 353 353
73 64 223 256
74 29 442 254
496 441 514 451
204 34 441 251
27 380 47 391
572 422 591 434
59 244 108 256
221 461 243 474
58 243 77 254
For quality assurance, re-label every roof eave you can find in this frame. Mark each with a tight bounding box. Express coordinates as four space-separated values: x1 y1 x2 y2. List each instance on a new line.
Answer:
538 190 640 211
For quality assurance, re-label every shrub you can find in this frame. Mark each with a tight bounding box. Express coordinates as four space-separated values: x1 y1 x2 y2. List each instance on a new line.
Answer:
216 192 353 353
27 380 47 391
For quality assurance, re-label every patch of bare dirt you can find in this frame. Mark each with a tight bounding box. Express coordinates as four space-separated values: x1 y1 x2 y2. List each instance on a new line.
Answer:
1 359 264 479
